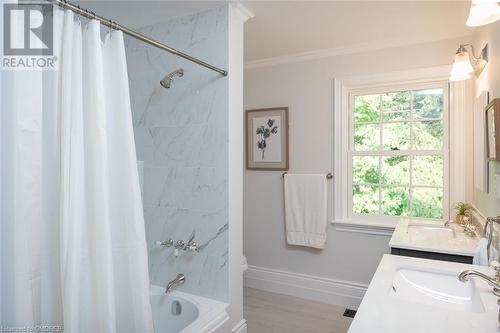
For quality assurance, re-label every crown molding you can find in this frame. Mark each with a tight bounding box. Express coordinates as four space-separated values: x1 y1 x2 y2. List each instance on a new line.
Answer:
245 35 472 69
335 65 452 88
232 2 255 23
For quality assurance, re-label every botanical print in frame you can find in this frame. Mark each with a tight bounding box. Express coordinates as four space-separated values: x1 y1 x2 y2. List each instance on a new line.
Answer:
246 107 289 170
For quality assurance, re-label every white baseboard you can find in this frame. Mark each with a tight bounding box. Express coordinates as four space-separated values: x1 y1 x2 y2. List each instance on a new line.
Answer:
244 265 367 309
232 319 247 333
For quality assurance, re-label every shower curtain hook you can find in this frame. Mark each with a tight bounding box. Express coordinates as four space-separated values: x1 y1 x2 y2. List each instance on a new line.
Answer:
108 18 114 34
75 5 81 23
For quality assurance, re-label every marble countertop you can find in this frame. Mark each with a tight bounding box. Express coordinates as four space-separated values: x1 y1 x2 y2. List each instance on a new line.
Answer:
348 255 499 333
389 219 479 257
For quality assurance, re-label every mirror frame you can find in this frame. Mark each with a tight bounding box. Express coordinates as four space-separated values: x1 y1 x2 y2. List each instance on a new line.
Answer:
486 98 500 161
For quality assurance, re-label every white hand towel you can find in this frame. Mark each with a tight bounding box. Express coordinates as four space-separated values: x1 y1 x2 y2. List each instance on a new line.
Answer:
284 174 328 249
473 237 489 266
490 244 499 263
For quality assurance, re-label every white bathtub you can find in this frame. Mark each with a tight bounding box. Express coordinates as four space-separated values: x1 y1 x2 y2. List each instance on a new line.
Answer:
150 285 229 333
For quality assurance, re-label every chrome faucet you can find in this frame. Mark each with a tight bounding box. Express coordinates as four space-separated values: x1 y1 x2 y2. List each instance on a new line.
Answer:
459 266 500 296
155 237 199 258
166 274 186 294
460 268 500 325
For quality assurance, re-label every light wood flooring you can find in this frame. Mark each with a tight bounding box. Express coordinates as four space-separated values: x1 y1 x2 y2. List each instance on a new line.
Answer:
243 287 353 333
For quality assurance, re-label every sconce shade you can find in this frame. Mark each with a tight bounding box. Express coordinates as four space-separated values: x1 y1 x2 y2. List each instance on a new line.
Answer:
466 0 500 27
450 50 474 82
450 70 471 82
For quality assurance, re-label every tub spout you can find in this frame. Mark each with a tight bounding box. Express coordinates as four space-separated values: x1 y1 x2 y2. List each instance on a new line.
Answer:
166 274 186 293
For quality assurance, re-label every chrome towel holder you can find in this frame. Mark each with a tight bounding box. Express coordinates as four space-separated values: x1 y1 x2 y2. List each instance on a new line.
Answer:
281 172 333 179
483 216 500 261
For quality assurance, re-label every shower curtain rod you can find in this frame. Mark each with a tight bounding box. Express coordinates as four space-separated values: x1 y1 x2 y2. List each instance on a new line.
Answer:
49 0 228 76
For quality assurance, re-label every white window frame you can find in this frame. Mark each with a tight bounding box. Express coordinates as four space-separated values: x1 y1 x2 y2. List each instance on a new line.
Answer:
348 82 449 222
332 66 469 230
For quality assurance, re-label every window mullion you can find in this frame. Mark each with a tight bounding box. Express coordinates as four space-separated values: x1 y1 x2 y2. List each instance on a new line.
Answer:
352 183 443 189
378 94 383 215
355 117 442 126
352 150 443 156
409 91 414 216
409 155 414 217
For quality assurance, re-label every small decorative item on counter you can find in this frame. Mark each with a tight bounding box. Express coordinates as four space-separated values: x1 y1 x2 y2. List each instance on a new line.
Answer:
454 202 471 225
463 222 477 237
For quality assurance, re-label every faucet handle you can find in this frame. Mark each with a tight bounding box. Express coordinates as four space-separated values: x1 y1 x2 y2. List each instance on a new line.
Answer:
174 240 186 249
491 261 500 280
156 239 174 247
185 240 199 252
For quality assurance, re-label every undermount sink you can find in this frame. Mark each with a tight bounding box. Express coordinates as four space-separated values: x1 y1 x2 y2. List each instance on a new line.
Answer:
407 224 456 243
390 268 485 313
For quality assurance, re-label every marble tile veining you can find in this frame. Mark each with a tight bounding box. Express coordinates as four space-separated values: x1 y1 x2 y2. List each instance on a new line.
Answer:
126 6 229 302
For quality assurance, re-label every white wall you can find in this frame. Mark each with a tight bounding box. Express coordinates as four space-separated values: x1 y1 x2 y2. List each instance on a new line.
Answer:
473 21 500 218
243 36 469 298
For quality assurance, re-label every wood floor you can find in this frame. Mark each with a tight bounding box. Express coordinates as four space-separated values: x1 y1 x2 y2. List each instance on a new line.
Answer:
243 287 353 333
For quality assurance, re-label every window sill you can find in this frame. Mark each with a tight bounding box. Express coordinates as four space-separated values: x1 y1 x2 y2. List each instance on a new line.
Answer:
331 219 396 236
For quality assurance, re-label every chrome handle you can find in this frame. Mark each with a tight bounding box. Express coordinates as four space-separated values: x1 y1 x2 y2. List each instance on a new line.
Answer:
185 241 199 252
156 239 173 247
491 261 500 281
174 240 186 249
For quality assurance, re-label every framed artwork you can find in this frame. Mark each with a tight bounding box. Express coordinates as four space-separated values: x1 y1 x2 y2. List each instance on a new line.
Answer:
246 107 289 170
486 98 500 161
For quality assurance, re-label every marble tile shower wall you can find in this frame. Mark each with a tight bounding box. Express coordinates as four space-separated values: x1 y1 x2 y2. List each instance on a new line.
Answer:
125 6 229 302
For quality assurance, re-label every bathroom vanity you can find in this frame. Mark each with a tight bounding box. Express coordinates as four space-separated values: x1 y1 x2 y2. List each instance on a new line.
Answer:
389 220 478 264
348 255 499 333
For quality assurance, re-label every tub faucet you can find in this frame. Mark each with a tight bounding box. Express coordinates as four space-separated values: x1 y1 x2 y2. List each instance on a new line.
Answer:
166 274 186 294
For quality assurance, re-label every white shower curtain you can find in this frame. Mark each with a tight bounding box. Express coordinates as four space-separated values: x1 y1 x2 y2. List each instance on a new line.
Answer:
1 8 154 333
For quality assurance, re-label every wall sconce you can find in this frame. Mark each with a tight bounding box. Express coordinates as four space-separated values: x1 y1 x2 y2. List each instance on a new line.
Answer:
466 0 500 27
450 44 488 82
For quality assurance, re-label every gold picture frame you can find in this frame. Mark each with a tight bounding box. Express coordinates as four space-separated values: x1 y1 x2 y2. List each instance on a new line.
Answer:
246 107 289 170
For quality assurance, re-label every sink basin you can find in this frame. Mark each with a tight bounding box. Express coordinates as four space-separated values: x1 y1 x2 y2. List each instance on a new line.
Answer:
390 268 485 312
407 224 455 243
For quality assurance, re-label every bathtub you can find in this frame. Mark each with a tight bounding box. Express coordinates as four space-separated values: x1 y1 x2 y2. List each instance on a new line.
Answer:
150 285 229 333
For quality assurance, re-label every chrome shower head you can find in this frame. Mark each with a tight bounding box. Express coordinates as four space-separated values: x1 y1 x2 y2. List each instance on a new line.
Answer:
160 68 184 88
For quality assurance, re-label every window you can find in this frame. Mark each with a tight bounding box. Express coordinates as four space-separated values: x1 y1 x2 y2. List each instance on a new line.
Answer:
349 85 448 220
